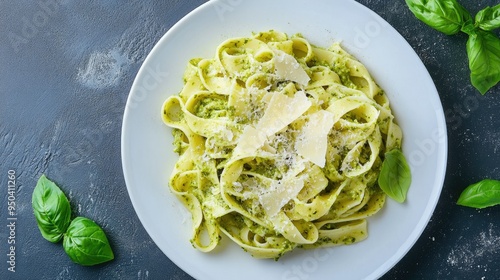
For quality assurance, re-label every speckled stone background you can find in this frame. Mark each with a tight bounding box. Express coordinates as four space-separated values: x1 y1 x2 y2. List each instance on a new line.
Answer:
1 0 500 279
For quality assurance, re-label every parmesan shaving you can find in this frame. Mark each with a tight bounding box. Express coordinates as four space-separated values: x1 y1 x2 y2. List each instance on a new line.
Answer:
273 49 311 86
233 91 311 158
296 110 335 168
260 176 305 218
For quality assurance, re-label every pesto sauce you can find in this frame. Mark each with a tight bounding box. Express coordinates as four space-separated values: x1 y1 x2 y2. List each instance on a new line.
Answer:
172 129 188 155
332 59 357 89
194 97 228 119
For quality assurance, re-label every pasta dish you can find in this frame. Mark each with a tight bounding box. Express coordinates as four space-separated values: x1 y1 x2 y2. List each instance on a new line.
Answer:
161 30 402 259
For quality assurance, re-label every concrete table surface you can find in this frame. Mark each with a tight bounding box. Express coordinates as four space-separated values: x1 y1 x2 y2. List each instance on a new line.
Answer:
1 0 500 279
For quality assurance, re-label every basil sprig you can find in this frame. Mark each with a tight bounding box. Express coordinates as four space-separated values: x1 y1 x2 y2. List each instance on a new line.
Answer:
32 175 114 266
378 149 412 203
406 0 500 94
457 179 500 208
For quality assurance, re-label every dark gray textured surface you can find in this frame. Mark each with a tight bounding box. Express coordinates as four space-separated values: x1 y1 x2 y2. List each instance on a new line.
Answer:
1 0 500 279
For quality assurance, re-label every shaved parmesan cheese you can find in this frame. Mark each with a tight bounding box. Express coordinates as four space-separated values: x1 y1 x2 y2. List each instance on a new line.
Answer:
233 91 311 158
258 90 311 136
296 110 335 167
260 177 305 217
232 126 267 158
273 49 310 86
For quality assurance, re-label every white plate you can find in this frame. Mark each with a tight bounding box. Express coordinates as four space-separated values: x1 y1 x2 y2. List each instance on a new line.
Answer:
121 0 447 279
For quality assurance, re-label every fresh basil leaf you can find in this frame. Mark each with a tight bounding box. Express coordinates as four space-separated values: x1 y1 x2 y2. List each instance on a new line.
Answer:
378 149 412 203
63 217 114 266
32 174 72 243
475 4 500 31
405 0 472 35
466 29 500 94
457 179 500 208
